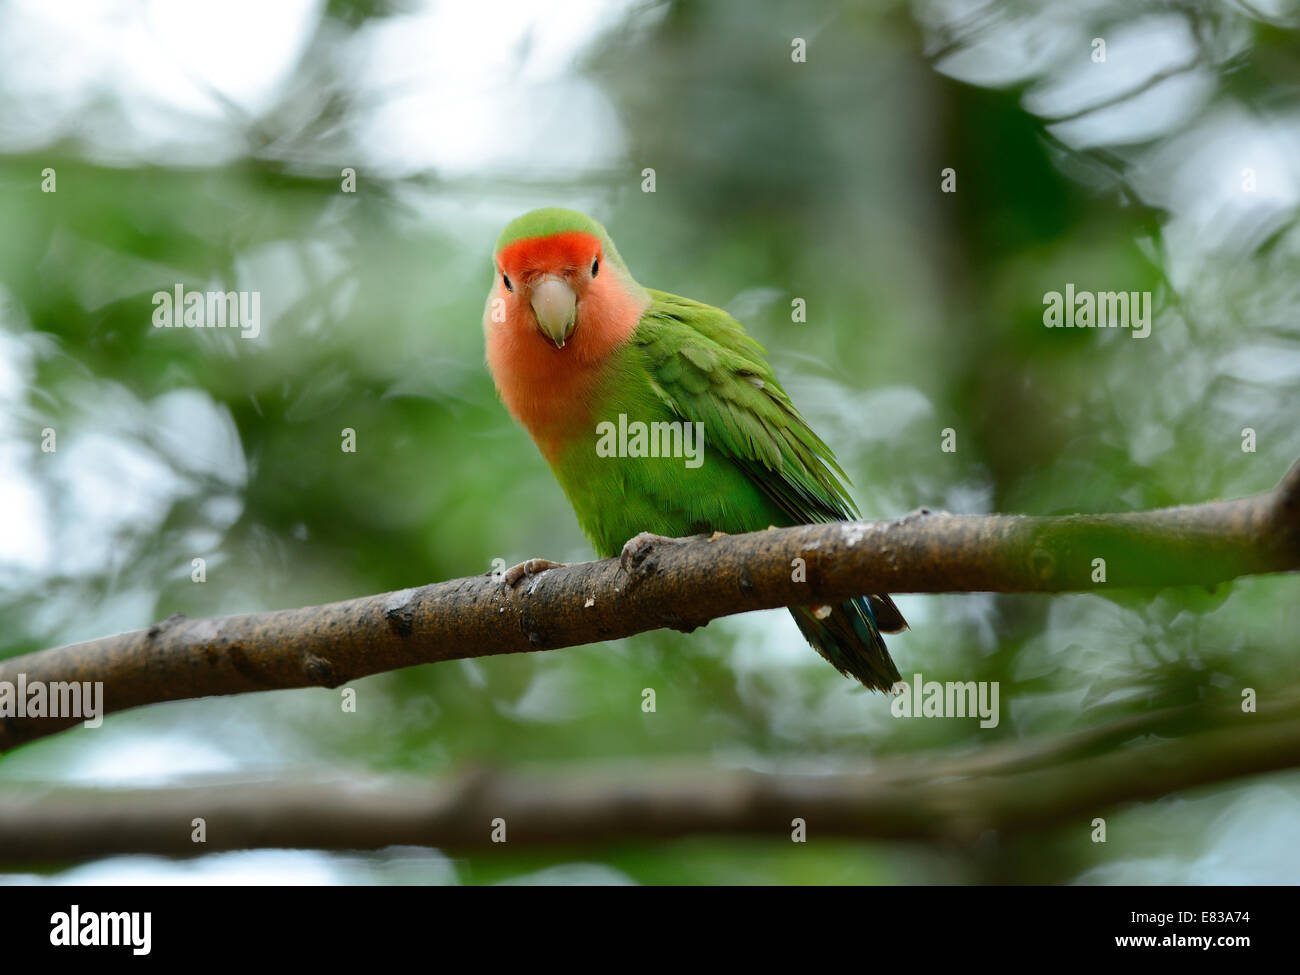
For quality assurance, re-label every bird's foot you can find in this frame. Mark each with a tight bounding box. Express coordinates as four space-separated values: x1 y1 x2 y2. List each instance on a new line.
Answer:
619 532 691 576
708 530 728 542
501 558 566 587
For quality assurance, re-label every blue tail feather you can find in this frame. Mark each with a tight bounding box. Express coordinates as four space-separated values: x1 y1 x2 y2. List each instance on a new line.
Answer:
791 595 902 691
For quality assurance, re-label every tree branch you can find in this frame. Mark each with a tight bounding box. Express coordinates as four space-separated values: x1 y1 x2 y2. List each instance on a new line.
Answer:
2 700 1297 862
2 458 1297 752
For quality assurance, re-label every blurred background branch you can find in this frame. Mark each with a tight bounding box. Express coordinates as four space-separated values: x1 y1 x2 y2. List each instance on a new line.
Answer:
4 690 1297 863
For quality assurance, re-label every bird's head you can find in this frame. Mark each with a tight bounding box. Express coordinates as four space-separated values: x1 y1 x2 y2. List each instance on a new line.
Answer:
486 208 648 354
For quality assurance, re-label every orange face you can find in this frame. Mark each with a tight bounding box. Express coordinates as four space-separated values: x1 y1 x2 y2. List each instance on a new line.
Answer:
484 228 649 457
494 230 605 350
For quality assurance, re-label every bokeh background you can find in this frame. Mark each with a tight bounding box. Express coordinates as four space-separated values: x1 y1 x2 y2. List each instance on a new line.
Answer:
1 0 1298 884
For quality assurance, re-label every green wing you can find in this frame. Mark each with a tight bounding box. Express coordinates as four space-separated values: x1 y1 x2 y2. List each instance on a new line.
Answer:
633 289 859 526
631 289 906 688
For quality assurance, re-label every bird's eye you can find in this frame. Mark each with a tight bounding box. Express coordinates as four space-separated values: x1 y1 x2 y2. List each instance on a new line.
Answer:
591 257 599 278
502 273 513 292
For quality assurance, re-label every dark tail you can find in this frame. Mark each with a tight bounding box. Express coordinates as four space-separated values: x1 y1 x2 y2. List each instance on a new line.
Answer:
791 593 906 692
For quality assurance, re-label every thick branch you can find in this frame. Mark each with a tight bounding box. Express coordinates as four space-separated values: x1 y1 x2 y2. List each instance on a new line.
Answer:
2 459 1297 751
2 703 1297 862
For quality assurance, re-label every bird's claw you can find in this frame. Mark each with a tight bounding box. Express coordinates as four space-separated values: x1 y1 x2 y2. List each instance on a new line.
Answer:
619 532 683 576
501 558 566 587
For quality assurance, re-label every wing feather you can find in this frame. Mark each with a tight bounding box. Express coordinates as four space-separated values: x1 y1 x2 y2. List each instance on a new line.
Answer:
633 290 858 525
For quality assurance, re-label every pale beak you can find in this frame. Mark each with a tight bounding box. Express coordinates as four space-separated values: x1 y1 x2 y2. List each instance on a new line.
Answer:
530 275 577 349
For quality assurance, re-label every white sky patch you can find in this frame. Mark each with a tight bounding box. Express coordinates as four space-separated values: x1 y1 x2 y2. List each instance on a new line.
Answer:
138 0 322 117
0 689 336 789
0 441 49 577
5 850 353 886
0 363 246 614
1043 70 1215 151
928 1 1083 90
3 846 464 885
345 0 634 177
0 326 51 578
0 0 320 160
0 0 639 179
1073 783 1300 885
722 609 811 671
1128 105 1300 276
48 735 246 788
36 389 238 618
1025 15 1204 129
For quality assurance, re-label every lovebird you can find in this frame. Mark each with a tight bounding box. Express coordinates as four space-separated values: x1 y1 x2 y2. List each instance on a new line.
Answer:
483 207 905 690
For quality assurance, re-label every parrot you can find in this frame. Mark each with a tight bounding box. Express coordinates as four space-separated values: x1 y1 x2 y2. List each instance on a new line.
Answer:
483 207 905 691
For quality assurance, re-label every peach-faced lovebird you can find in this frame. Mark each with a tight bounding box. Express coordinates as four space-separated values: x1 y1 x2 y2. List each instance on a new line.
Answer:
483 208 905 690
